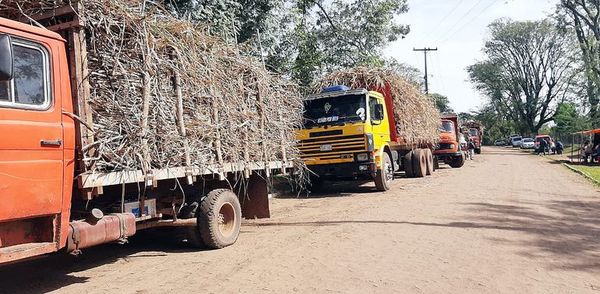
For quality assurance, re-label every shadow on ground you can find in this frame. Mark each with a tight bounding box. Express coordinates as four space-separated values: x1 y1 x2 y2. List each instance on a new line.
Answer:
0 230 209 294
254 198 600 272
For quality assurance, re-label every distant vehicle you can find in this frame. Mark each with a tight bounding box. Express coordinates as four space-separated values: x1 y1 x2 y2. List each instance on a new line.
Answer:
520 138 535 149
534 135 553 149
507 134 520 146
494 139 505 146
510 136 523 147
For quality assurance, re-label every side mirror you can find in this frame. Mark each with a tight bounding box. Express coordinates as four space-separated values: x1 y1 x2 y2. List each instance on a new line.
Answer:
0 34 13 81
373 104 384 121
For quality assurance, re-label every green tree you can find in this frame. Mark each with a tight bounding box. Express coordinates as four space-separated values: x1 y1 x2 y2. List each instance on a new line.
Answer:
468 19 577 134
429 93 453 113
553 102 591 137
559 1 600 122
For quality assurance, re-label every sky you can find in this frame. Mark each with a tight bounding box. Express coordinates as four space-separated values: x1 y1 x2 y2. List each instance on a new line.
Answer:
384 0 559 113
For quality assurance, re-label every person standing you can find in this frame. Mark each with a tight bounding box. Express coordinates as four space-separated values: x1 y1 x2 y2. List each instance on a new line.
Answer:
539 139 548 156
468 139 476 160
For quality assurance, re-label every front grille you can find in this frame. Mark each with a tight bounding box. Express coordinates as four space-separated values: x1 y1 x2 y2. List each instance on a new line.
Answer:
437 143 453 150
299 134 366 159
309 130 343 138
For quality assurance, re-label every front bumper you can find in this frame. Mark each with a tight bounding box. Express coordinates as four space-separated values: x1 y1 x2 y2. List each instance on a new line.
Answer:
308 161 377 180
434 151 463 160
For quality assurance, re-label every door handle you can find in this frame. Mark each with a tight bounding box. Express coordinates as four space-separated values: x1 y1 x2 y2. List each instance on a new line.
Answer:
40 139 62 147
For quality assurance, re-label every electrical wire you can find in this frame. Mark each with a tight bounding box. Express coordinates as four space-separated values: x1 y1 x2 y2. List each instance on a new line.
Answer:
439 0 498 44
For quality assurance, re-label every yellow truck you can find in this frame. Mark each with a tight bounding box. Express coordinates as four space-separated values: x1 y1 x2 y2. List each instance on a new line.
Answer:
297 85 435 191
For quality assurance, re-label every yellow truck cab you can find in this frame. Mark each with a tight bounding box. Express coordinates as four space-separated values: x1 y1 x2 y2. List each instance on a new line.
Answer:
296 85 435 192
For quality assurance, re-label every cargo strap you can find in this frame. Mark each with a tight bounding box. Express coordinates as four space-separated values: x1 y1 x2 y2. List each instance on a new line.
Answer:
113 214 129 245
69 223 82 256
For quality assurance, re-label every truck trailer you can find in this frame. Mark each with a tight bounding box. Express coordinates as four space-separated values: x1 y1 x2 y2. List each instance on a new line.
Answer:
0 8 292 264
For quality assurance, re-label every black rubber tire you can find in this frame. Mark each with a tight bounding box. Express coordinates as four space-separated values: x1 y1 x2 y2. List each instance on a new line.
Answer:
412 149 427 178
403 151 414 178
307 176 324 192
433 155 440 170
475 148 481 154
375 152 393 191
425 149 434 175
190 189 242 249
449 155 465 168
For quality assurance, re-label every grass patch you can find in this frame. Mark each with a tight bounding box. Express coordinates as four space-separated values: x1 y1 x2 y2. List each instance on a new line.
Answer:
571 165 600 183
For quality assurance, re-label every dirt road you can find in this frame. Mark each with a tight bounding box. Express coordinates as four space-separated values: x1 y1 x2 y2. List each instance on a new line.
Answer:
1 147 599 293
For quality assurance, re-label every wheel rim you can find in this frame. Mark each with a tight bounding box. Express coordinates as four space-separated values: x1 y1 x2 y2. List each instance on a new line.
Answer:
385 159 393 182
218 202 236 238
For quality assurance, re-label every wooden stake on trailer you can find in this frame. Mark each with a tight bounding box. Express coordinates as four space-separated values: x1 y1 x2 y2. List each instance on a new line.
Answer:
171 50 193 184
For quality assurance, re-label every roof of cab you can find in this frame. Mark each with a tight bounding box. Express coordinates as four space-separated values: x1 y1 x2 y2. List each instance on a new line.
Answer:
0 17 65 42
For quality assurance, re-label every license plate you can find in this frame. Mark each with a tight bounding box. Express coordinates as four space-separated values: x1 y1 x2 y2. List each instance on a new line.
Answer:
320 144 333 151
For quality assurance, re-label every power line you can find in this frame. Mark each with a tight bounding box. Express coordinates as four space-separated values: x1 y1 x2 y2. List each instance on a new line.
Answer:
422 0 466 42
433 0 486 43
439 0 498 44
413 47 438 94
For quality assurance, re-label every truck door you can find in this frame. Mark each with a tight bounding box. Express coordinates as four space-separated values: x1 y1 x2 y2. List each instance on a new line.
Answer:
0 36 63 232
369 95 390 147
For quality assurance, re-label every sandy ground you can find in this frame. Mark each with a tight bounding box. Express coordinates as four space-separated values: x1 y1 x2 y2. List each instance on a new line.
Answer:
1 147 600 293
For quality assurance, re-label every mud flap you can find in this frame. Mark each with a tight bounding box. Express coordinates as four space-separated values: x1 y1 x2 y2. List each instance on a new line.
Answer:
237 173 270 219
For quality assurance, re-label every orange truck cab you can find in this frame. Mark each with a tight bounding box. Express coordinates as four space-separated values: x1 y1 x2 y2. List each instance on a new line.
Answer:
0 12 281 265
433 114 465 168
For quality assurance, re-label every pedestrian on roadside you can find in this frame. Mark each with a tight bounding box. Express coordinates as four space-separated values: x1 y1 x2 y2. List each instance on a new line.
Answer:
583 140 593 163
539 139 548 156
555 140 564 155
468 139 476 160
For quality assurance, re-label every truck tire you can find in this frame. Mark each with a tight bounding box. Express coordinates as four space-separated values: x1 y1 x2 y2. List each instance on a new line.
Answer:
412 149 427 178
375 152 393 191
189 188 241 249
433 155 440 170
403 151 414 178
425 149 434 175
449 155 465 168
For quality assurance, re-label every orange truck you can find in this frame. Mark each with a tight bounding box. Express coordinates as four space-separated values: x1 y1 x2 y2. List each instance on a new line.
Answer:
0 12 286 264
433 114 465 168
463 121 484 154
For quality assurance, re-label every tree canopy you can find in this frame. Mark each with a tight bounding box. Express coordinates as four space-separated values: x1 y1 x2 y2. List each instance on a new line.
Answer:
468 19 577 134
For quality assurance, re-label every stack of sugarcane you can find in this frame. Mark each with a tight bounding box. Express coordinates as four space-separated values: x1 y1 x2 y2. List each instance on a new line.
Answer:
315 67 440 145
0 0 303 175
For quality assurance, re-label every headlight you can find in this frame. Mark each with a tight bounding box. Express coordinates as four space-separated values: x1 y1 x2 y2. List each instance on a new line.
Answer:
356 153 369 162
449 144 455 149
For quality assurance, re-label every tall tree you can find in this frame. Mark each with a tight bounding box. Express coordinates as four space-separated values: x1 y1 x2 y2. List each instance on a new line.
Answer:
429 93 453 113
468 19 577 134
559 0 600 121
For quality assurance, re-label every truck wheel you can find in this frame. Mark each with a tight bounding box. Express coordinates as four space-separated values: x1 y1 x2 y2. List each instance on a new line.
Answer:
303 175 324 193
425 149 434 175
375 152 393 191
433 155 440 170
190 189 241 249
403 151 414 178
449 155 465 168
475 148 481 154
412 149 427 178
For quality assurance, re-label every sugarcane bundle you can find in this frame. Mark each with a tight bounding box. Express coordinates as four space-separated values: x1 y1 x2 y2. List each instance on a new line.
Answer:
315 67 440 145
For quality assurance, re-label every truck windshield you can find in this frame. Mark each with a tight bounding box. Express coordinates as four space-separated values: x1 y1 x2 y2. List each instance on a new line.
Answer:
469 128 479 136
303 94 367 128
440 120 454 133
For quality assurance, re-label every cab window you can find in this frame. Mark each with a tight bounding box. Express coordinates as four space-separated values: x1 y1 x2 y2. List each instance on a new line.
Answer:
369 96 384 120
0 40 51 109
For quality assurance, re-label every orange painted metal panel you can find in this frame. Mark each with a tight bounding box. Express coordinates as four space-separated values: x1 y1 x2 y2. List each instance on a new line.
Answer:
0 19 69 258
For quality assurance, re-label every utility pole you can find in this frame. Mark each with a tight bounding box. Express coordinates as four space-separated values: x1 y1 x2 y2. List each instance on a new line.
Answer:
413 47 438 94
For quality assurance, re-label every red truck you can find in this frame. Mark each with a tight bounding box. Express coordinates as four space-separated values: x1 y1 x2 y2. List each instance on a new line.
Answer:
433 114 465 168
0 12 287 264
